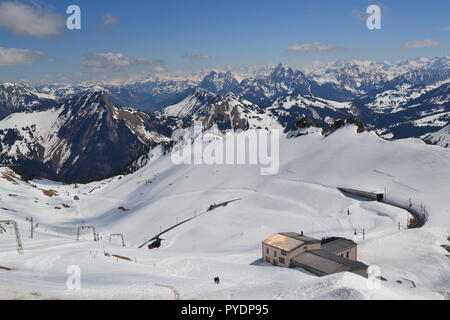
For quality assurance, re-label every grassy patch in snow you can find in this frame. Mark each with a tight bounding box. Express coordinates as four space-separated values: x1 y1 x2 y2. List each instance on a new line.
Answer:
40 189 59 197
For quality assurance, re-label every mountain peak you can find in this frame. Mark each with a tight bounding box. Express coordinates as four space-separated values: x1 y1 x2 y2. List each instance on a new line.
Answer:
192 87 216 98
272 64 294 77
88 90 112 104
199 71 241 94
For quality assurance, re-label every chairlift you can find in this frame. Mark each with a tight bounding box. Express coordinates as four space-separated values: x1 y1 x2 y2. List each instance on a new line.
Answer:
148 238 164 249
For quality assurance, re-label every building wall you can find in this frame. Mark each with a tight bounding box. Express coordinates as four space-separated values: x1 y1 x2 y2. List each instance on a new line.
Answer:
262 242 321 268
262 244 291 268
287 242 321 266
338 188 384 202
262 237 367 278
334 247 357 261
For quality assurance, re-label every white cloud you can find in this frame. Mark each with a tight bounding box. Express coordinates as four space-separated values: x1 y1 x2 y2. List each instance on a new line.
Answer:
0 47 43 66
0 1 65 39
81 52 164 71
403 40 440 49
286 43 340 54
446 26 450 30
102 14 118 26
183 53 210 60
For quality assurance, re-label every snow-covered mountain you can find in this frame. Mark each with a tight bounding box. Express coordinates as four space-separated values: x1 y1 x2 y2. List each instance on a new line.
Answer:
38 79 198 113
355 81 450 139
164 88 280 131
268 94 356 132
163 87 359 135
196 65 357 105
1 125 449 299
303 56 450 95
381 68 450 90
199 71 241 95
239 64 313 106
24 56 449 116
0 91 170 183
424 122 450 148
0 56 448 152
0 82 57 120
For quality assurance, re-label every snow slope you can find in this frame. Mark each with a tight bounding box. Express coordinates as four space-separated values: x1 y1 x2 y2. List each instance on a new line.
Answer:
424 123 450 148
0 125 449 300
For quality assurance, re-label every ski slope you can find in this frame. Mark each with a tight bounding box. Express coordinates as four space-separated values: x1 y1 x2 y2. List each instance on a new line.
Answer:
0 125 449 299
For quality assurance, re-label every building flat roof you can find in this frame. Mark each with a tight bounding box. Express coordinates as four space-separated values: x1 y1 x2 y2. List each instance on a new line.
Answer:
291 249 367 276
279 233 321 244
321 237 357 253
263 234 304 252
263 233 322 252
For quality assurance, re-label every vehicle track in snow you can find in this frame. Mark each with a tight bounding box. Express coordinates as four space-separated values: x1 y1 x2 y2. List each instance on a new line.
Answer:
154 283 180 300
338 188 426 228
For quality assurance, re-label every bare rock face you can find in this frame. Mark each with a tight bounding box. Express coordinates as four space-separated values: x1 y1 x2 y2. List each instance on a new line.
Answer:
292 117 320 130
328 118 365 133
289 116 364 138
287 117 324 138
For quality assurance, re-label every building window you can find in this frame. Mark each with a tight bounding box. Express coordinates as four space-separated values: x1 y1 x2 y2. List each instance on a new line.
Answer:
341 254 344 258
266 248 269 254
274 251 277 257
346 252 349 259
273 259 278 265
265 257 270 263
279 257 286 264
281 250 287 256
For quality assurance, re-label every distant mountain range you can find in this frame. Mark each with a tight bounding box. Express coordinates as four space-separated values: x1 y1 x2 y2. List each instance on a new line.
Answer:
0 82 57 120
0 56 449 182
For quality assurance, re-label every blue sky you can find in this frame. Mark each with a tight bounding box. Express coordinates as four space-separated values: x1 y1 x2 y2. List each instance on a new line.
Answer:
0 0 449 83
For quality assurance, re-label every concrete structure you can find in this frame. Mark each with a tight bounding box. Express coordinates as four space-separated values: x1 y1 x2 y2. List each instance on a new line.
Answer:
338 187 384 202
262 233 368 278
321 237 358 260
